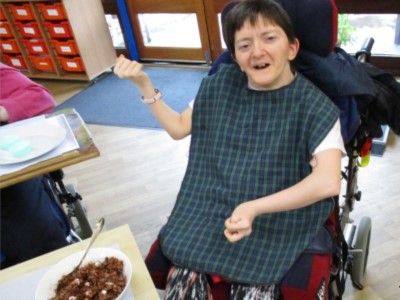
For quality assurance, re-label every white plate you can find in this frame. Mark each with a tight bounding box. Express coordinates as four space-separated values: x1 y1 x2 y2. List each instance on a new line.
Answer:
0 124 66 165
35 247 133 300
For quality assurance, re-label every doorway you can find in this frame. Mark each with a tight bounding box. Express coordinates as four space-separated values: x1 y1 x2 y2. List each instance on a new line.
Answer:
124 0 231 64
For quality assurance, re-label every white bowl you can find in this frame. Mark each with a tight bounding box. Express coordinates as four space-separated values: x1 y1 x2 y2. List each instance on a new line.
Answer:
35 247 132 300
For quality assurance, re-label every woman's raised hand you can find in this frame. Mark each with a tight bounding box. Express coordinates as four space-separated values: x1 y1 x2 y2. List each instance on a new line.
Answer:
114 55 149 87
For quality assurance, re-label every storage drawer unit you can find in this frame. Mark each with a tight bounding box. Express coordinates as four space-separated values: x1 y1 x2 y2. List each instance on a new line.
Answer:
0 0 116 81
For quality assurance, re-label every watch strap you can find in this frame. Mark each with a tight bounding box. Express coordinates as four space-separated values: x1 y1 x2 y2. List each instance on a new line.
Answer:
141 89 162 104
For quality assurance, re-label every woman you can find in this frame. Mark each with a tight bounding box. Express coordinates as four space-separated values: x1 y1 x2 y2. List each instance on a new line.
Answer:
114 0 344 298
0 63 69 269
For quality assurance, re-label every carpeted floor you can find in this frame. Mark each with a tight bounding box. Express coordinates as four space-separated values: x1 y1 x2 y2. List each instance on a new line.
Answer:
55 67 209 129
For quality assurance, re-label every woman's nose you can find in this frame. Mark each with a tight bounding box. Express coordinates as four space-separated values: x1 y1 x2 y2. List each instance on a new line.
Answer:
252 40 264 57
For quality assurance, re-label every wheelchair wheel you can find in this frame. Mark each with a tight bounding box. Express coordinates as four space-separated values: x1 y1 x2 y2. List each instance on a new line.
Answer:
351 216 372 289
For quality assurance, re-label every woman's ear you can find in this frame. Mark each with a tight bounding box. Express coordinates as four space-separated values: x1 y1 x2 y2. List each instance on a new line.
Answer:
288 38 300 61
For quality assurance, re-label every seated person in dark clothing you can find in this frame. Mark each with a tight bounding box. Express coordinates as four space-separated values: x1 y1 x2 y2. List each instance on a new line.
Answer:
0 62 69 269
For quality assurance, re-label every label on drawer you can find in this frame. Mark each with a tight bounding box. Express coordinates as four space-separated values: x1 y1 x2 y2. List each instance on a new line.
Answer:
2 44 12 50
66 62 78 68
11 58 22 67
54 27 65 34
33 46 44 52
0 28 7 35
24 27 35 35
16 9 28 16
60 46 72 53
47 9 59 16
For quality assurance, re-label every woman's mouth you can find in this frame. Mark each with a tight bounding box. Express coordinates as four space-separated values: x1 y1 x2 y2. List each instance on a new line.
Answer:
254 63 269 70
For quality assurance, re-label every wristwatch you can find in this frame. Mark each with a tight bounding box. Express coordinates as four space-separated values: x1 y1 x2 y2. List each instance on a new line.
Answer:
140 89 162 104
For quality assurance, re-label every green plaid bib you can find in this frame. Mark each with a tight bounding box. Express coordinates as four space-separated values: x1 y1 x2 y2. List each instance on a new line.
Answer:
159 63 339 284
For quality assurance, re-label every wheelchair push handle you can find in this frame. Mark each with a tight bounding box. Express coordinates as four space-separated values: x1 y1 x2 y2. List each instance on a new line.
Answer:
361 37 375 53
356 37 375 62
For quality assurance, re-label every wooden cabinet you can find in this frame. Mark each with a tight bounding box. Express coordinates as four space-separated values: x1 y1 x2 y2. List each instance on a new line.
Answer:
0 0 116 81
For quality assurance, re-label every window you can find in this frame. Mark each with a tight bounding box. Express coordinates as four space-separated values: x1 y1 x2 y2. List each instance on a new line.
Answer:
335 0 400 75
340 14 400 57
105 14 125 48
138 13 201 48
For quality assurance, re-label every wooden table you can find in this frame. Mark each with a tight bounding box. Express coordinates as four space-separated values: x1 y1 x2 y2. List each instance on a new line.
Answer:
0 225 160 300
0 109 100 188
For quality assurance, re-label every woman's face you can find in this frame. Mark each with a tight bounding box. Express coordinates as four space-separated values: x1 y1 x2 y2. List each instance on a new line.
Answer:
233 15 299 90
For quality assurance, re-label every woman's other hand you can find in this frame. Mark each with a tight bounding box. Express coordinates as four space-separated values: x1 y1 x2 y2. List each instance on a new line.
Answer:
224 201 257 243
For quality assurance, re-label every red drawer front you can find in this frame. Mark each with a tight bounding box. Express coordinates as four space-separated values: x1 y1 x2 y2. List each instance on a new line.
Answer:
51 39 79 55
22 39 48 55
6 3 34 21
2 54 27 69
0 22 13 38
29 55 54 71
36 3 67 21
0 39 20 54
56 56 85 72
15 22 42 38
43 21 73 38
0 6 7 20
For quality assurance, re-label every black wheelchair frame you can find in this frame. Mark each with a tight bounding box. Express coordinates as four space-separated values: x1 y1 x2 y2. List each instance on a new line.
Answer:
328 38 375 299
43 169 93 242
